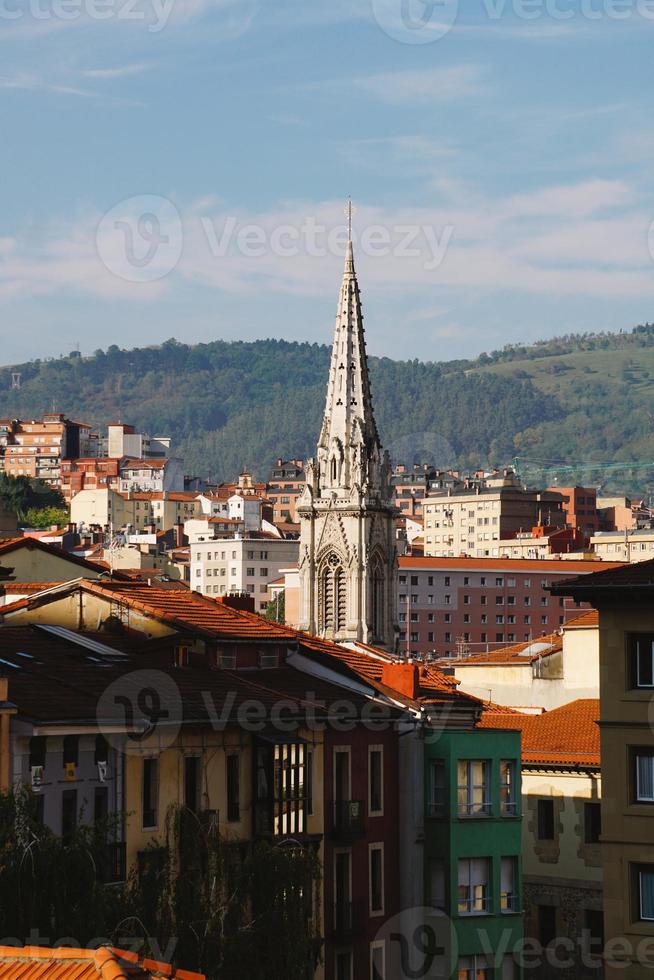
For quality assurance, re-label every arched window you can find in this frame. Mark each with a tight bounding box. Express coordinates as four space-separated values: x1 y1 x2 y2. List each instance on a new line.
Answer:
320 554 346 634
371 559 385 640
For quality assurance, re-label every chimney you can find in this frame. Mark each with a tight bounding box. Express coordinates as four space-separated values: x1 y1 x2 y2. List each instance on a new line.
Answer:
381 662 420 700
175 522 185 548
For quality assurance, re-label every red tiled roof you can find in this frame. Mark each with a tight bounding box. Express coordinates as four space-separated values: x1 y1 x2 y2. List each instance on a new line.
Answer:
0 945 204 979
0 537 115 575
399 556 624 573
478 698 600 768
440 632 563 666
564 609 599 629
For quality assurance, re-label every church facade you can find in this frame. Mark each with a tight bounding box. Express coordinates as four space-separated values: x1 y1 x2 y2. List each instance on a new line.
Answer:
296 238 398 649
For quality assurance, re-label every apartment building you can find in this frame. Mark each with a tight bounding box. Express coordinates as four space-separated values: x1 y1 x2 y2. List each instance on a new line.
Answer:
190 534 299 611
423 470 566 558
497 525 588 559
549 485 600 536
590 528 654 563
266 458 305 522
551 561 654 978
0 414 94 488
71 488 203 532
105 422 171 459
480 700 603 980
396 556 622 658
391 463 438 518
118 456 184 493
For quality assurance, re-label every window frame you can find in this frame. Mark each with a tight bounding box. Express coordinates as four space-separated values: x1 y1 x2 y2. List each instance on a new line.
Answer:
368 745 384 817
369 843 385 917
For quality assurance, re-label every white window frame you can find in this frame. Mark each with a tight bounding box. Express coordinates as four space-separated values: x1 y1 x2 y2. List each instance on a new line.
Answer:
369 843 385 917
370 941 385 980
368 745 384 817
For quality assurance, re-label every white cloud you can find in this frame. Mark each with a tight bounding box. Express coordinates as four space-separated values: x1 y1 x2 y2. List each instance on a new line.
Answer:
80 62 155 78
354 65 487 105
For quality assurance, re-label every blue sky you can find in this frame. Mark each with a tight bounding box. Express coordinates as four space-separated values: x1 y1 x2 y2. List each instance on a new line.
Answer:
1 0 654 364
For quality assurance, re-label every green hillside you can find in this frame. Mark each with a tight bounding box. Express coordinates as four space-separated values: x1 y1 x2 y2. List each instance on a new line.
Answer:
1 326 654 491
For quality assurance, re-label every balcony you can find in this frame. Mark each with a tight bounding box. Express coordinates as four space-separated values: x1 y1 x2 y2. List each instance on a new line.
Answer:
333 900 365 941
330 800 365 840
96 841 127 884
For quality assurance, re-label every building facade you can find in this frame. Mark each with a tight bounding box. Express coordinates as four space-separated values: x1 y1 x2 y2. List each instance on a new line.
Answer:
297 238 397 648
423 472 565 559
396 557 620 659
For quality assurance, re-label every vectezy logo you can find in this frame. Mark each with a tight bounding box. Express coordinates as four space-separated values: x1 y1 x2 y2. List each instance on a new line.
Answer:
370 0 459 43
96 194 183 283
375 907 457 979
97 669 183 751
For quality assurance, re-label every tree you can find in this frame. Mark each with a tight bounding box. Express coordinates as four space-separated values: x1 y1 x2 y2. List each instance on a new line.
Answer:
0 475 65 521
22 506 70 529
264 590 285 623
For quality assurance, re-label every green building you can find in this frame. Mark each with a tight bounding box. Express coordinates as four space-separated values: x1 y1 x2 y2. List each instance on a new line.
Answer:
425 727 524 980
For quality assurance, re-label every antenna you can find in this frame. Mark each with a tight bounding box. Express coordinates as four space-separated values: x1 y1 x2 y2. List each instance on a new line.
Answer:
344 198 356 240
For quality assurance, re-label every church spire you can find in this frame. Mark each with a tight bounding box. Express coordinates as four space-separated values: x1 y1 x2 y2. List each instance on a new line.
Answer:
316 204 383 496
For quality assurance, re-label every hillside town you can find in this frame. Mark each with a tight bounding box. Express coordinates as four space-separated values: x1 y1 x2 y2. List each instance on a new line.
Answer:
0 235 653 980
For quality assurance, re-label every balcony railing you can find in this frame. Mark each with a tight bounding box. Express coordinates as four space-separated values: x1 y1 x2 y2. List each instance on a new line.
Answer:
331 800 365 839
333 900 365 940
458 894 490 916
96 841 127 884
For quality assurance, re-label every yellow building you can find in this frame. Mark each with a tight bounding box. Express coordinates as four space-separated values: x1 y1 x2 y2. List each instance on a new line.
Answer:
480 699 603 976
552 561 654 978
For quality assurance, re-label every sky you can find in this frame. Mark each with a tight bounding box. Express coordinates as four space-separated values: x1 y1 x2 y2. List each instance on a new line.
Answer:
2 0 654 364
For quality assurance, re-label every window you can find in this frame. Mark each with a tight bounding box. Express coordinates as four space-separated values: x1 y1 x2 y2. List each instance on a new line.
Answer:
629 634 654 688
538 904 557 947
369 747 383 815
94 786 109 825
227 753 240 822
464 594 471 605
584 802 601 843
500 760 517 815
500 856 518 912
184 756 200 814
496 577 503 587
457 760 490 816
429 858 446 909
370 942 385 980
444 577 450 586
457 858 490 914
635 865 654 921
61 789 77 839
634 749 654 802
306 749 313 816
369 845 384 915
411 575 419 586
246 567 255 577
458 956 490 980
399 575 407 585
336 952 352 980
142 757 159 829
429 759 445 817
537 798 555 840
63 735 79 768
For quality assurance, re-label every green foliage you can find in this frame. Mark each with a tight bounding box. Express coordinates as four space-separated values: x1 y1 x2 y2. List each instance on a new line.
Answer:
22 506 70 529
264 590 285 622
120 805 321 979
0 785 123 944
0 475 65 521
0 790 321 979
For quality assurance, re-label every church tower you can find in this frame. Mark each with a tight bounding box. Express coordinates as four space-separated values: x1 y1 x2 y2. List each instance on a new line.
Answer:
297 219 397 649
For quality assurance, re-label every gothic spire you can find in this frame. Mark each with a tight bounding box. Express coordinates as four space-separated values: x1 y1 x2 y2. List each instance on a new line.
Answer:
317 209 383 495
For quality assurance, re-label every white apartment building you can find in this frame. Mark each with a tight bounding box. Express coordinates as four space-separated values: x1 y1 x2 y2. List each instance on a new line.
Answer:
423 472 565 558
190 535 300 612
106 423 171 460
590 528 654 562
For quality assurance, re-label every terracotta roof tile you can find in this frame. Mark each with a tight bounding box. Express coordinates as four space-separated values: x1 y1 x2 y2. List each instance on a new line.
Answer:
564 609 599 629
478 698 600 767
439 631 563 666
0 946 204 979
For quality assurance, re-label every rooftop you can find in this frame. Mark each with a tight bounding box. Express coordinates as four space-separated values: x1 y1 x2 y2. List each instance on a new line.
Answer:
0 945 204 979
478 698 600 768
399 556 623 573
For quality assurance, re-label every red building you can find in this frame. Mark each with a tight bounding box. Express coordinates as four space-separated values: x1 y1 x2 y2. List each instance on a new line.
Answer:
548 485 600 537
397 555 624 658
60 457 121 502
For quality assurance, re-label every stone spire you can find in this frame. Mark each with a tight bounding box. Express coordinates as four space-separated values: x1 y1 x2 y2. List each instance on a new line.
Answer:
316 226 384 498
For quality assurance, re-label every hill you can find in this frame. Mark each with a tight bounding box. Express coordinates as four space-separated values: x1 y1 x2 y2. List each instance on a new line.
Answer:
0 326 653 491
